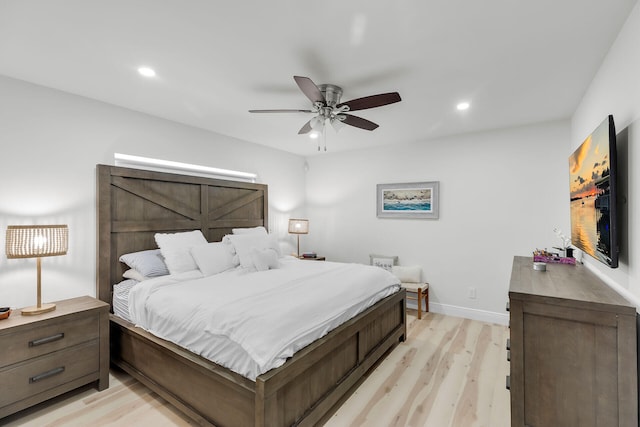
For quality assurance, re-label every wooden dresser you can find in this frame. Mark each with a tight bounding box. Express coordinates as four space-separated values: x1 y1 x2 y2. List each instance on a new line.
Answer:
508 256 637 427
0 296 109 418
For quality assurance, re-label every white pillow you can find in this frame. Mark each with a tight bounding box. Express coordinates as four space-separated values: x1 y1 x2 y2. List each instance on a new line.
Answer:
232 226 268 235
224 233 281 269
190 242 238 276
392 265 422 283
123 268 146 282
251 248 279 271
154 230 207 274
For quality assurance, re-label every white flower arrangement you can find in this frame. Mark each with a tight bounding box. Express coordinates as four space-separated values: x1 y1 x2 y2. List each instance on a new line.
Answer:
553 227 572 249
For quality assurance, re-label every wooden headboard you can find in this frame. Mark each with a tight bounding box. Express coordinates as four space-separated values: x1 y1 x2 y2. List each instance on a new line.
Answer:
96 164 268 305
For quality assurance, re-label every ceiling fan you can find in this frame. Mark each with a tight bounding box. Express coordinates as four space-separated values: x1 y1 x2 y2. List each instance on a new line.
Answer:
249 76 401 146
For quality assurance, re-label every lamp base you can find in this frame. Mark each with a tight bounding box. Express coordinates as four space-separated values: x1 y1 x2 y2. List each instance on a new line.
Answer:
21 303 56 316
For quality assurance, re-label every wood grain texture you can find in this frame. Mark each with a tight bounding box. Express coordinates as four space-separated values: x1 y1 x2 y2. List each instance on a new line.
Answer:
1 312 510 427
96 164 268 303
109 291 406 427
0 297 110 419
509 256 637 427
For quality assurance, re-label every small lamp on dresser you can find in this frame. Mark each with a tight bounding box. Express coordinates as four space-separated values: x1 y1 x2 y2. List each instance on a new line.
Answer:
5 224 68 315
288 218 309 258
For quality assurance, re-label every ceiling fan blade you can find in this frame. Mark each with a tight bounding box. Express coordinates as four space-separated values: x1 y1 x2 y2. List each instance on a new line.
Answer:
294 76 325 104
341 114 379 131
337 92 401 111
249 109 313 113
298 120 313 134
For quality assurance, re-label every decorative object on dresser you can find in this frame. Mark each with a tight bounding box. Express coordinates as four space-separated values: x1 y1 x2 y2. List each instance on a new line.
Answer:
288 218 309 258
507 256 637 427
0 296 109 418
376 181 439 219
5 225 69 315
532 248 576 265
392 265 429 319
97 164 406 427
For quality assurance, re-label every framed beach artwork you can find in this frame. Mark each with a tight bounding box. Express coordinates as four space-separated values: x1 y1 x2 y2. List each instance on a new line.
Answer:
376 181 439 219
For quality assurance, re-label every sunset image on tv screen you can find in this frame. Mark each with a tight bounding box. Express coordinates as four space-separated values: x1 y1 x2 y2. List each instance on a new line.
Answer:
568 117 614 266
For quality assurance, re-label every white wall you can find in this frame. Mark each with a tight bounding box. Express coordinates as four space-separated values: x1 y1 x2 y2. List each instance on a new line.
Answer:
3 0 636 320
0 76 307 309
304 120 570 324
571 2 640 307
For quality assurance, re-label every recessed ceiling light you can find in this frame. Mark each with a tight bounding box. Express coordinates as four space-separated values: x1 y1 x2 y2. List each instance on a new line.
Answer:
456 101 470 111
137 67 156 78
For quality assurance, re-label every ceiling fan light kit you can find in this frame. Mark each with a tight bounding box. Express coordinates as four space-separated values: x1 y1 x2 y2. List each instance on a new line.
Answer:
249 76 401 151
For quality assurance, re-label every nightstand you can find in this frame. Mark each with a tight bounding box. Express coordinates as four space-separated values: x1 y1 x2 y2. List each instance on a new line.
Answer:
299 256 326 261
0 296 109 418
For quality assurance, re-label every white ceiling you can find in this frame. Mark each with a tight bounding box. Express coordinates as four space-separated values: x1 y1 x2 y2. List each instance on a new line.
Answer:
0 1 636 156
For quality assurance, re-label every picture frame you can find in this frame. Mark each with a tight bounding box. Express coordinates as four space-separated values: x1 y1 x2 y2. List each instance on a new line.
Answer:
369 254 398 271
376 181 439 219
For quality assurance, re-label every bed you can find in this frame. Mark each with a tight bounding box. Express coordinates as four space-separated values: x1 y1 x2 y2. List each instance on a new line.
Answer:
96 164 407 426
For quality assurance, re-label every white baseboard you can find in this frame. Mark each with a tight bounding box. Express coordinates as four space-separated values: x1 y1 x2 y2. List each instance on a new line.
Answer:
407 300 509 326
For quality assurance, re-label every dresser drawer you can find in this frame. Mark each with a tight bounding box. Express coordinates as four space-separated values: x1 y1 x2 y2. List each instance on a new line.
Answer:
0 340 99 408
0 314 99 367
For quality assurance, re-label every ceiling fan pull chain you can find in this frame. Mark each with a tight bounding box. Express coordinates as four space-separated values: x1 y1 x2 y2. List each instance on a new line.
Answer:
324 125 327 151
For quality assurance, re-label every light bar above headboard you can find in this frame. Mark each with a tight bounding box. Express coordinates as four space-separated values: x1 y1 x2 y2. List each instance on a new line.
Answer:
114 153 258 183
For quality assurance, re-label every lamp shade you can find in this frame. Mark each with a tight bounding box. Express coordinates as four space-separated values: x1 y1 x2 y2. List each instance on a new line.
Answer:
6 225 68 259
288 219 309 235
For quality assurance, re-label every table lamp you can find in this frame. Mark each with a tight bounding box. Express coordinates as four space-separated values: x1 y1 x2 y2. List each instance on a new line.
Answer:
288 219 309 258
6 224 68 315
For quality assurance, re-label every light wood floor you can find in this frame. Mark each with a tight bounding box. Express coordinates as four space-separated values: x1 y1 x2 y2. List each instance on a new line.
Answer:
2 312 510 427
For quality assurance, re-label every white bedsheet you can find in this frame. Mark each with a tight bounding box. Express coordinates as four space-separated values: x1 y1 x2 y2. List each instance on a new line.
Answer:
127 257 400 380
113 279 137 323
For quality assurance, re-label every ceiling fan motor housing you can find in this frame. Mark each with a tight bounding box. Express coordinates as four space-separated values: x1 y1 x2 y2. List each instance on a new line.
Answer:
317 84 343 107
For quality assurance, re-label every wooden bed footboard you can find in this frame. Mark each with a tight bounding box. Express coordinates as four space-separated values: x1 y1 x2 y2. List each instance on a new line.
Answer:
110 290 406 427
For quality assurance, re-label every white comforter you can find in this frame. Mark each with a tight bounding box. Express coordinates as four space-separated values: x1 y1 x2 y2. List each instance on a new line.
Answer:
128 257 400 380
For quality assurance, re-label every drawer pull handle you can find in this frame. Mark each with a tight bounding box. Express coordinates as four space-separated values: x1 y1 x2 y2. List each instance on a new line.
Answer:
29 333 65 347
506 338 510 351
506 375 510 390
30 366 65 383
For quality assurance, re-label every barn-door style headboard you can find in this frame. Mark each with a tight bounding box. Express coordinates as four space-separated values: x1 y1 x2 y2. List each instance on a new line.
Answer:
96 164 268 305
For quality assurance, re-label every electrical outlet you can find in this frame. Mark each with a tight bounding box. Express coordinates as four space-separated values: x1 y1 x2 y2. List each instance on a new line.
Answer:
468 287 477 299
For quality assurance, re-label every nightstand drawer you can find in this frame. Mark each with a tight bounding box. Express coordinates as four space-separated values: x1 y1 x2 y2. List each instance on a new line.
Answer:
0 314 99 367
0 340 99 408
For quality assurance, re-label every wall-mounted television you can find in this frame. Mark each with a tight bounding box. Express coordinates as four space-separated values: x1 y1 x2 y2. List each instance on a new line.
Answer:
568 115 618 268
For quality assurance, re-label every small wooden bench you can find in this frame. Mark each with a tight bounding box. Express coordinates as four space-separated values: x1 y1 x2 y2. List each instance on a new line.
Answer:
402 282 429 319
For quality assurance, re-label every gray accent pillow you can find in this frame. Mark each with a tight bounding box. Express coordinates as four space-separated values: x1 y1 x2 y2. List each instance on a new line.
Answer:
119 249 169 277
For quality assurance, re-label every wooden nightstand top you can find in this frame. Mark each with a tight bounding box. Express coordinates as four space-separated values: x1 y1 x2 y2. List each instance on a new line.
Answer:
0 296 108 331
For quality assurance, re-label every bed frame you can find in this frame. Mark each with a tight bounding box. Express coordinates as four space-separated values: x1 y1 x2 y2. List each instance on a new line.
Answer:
96 164 407 426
